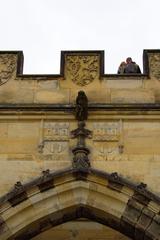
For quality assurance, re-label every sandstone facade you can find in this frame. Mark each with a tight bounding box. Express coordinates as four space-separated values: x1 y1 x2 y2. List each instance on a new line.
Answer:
0 50 160 239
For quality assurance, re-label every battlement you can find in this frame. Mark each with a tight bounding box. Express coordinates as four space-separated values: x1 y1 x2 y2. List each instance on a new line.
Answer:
1 49 160 79
0 49 160 105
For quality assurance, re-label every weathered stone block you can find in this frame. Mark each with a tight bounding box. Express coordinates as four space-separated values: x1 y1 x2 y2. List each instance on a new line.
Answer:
37 80 58 90
34 89 70 104
144 215 160 239
0 88 34 103
135 207 155 234
8 122 39 139
104 79 143 89
70 89 111 104
111 89 155 103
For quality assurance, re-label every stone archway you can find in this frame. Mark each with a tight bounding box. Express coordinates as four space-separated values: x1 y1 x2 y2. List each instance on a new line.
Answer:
0 168 160 240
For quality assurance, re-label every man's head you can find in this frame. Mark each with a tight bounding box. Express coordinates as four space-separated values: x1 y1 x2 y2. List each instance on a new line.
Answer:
126 57 132 64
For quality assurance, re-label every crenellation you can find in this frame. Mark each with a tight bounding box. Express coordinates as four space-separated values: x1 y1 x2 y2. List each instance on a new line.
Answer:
144 50 160 79
0 50 159 106
0 52 22 84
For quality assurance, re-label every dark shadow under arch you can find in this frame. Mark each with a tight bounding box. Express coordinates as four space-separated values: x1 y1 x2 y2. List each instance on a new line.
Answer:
9 204 127 240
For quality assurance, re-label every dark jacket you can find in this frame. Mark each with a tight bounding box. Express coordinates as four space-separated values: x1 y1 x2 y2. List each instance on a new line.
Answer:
124 62 141 74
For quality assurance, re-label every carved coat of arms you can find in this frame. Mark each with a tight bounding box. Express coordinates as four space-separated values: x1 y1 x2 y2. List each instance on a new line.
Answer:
65 55 99 86
0 55 16 86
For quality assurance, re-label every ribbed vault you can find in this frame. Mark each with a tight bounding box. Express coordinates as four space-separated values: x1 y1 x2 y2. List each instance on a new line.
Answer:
0 168 160 240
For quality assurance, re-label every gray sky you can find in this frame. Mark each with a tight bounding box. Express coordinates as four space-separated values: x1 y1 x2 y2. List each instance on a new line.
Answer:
0 0 160 74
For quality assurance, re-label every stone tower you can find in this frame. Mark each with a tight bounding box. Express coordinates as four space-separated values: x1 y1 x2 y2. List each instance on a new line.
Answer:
0 50 160 239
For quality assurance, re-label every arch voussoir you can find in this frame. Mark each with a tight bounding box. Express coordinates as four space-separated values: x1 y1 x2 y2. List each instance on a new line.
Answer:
0 168 159 240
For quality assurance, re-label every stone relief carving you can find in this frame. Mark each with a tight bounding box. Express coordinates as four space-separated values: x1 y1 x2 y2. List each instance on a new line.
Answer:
65 55 99 86
38 141 69 161
44 122 69 141
93 122 121 141
149 54 160 78
92 121 124 160
94 145 123 161
0 54 16 85
43 141 67 155
38 122 70 161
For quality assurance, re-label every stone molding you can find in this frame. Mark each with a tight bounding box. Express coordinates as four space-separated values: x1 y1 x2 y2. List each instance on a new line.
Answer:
0 103 160 112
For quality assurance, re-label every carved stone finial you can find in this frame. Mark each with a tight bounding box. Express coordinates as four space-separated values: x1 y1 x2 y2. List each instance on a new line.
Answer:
41 169 50 179
110 172 119 181
137 182 147 190
75 91 88 121
14 181 23 190
10 181 25 195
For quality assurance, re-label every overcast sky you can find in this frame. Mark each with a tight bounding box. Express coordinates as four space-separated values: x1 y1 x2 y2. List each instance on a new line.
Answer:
0 0 160 74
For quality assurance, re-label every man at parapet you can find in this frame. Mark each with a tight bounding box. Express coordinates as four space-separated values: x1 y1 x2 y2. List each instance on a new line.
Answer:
124 57 141 74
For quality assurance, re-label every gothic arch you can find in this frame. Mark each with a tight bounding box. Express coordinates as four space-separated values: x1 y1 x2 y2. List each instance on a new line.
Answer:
0 168 160 240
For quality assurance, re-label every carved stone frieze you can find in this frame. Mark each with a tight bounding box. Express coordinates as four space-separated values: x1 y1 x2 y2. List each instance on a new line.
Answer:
96 146 119 161
65 55 99 86
43 141 68 155
0 54 16 85
93 143 124 161
93 122 121 141
44 122 69 141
